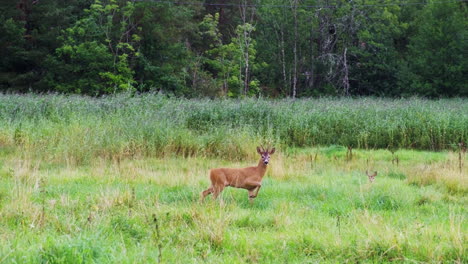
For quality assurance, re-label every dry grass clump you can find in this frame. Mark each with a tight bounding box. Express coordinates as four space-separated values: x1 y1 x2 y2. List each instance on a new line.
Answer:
407 161 467 195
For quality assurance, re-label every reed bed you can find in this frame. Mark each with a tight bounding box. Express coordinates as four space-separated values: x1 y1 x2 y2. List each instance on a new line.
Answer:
0 93 466 164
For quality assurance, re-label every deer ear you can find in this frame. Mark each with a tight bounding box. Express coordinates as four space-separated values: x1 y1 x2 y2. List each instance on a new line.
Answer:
257 146 262 154
269 148 276 154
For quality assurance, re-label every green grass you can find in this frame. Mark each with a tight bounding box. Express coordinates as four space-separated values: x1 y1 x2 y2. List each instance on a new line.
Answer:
0 95 466 262
0 148 466 263
0 94 467 166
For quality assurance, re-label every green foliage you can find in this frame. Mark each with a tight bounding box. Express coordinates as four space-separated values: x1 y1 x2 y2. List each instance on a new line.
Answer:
349 2 408 96
0 148 465 263
44 0 139 95
0 0 466 97
193 14 263 97
0 0 95 91
0 94 466 165
39 237 102 264
0 16 26 89
232 22 262 96
191 13 228 96
133 1 200 94
401 1 468 97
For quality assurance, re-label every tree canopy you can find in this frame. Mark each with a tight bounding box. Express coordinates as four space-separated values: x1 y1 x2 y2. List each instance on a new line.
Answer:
1 0 466 97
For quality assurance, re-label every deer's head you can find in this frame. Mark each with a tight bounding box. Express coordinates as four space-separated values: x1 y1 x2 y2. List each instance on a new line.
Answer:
257 146 275 165
366 170 377 183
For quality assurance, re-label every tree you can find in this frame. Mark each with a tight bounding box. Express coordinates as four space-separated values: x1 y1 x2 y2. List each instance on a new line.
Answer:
0 0 466 97
194 12 262 97
256 0 292 96
132 1 202 95
235 22 258 96
195 13 233 96
44 0 140 95
0 16 26 90
0 0 93 92
348 1 409 96
401 1 468 97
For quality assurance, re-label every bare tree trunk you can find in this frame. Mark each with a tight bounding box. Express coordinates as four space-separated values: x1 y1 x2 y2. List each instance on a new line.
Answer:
239 51 243 96
221 56 230 96
244 53 249 95
239 0 256 96
343 47 350 96
191 55 202 90
308 16 315 91
291 0 298 98
273 18 288 96
192 62 198 90
280 26 288 95
243 24 250 95
273 20 288 95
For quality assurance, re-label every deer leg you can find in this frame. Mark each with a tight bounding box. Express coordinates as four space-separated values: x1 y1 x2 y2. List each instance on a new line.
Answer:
254 185 262 197
212 184 225 200
248 189 256 203
245 181 262 203
200 186 214 201
248 185 262 198
245 181 261 197
248 186 262 204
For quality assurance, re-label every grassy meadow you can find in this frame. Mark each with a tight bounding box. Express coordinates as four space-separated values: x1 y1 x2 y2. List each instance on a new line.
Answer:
0 94 467 263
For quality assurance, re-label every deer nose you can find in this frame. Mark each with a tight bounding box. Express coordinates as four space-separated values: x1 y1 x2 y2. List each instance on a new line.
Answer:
264 161 269 164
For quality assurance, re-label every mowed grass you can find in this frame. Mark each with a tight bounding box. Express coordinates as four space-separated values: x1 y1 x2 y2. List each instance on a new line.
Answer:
0 147 466 263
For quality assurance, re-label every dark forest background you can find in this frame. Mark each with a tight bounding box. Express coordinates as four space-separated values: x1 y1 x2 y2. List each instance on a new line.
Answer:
0 0 466 97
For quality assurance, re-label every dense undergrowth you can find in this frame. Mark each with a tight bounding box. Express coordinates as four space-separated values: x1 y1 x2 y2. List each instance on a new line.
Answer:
0 94 466 165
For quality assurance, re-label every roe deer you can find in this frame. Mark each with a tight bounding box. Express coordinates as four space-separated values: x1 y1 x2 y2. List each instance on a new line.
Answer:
201 146 275 203
366 170 377 183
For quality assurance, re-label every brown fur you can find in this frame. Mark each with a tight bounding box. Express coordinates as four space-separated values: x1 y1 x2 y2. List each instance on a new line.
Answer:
366 170 377 183
201 147 275 203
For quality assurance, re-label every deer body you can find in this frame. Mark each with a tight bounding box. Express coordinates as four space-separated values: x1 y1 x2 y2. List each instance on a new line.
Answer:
201 147 274 203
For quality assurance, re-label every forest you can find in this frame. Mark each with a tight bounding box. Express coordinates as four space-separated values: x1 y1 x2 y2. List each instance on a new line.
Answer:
1 0 467 97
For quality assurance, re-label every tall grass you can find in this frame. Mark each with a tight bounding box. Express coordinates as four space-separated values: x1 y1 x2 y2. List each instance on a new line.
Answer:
0 148 465 263
0 94 466 263
0 93 467 163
